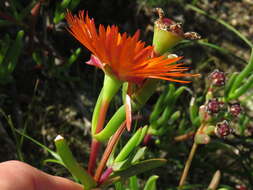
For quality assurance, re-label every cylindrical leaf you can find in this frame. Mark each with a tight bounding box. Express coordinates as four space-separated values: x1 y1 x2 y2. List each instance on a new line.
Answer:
54 135 96 189
143 175 159 190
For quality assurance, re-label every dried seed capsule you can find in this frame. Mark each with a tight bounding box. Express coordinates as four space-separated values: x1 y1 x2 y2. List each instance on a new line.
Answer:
209 70 225 86
229 103 242 117
215 120 233 137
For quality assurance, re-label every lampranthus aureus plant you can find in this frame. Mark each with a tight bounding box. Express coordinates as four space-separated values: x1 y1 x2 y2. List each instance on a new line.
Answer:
65 9 199 179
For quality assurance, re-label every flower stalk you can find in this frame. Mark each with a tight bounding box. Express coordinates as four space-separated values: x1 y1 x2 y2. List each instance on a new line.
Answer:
89 75 122 175
178 142 198 188
178 124 208 188
92 75 122 135
88 140 101 176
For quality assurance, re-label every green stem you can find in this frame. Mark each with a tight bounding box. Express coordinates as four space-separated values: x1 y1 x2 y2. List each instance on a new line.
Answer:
91 75 122 135
91 89 103 135
89 75 121 174
94 79 158 142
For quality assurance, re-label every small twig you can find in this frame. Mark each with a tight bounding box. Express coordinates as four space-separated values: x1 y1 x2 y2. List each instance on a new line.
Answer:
208 170 221 190
178 142 198 188
174 131 195 142
178 125 206 188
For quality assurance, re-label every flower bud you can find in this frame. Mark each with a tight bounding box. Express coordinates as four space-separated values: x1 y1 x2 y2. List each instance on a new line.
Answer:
229 103 242 117
206 99 224 114
194 134 210 144
215 120 233 138
199 105 211 122
209 70 225 86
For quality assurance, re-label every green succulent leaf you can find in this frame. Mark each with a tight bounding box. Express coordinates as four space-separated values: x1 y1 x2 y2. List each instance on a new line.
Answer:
143 175 159 190
111 158 166 180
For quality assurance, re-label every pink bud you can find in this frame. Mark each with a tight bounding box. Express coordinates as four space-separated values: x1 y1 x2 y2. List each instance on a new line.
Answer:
215 120 233 138
209 70 225 86
206 99 223 114
229 103 242 117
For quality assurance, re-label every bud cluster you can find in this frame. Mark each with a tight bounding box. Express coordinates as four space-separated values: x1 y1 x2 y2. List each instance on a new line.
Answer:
203 100 242 138
204 99 242 119
200 70 244 138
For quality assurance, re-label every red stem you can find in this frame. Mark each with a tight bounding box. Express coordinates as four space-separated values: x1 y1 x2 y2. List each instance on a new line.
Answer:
88 139 101 176
88 100 109 175
94 121 126 182
99 167 113 184
96 100 109 134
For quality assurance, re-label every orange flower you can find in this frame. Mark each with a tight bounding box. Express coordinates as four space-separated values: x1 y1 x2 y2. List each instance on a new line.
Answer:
65 10 195 84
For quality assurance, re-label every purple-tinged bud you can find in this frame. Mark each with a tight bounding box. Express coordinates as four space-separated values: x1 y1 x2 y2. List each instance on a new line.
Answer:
229 103 242 117
206 99 224 114
209 70 225 86
215 120 233 138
